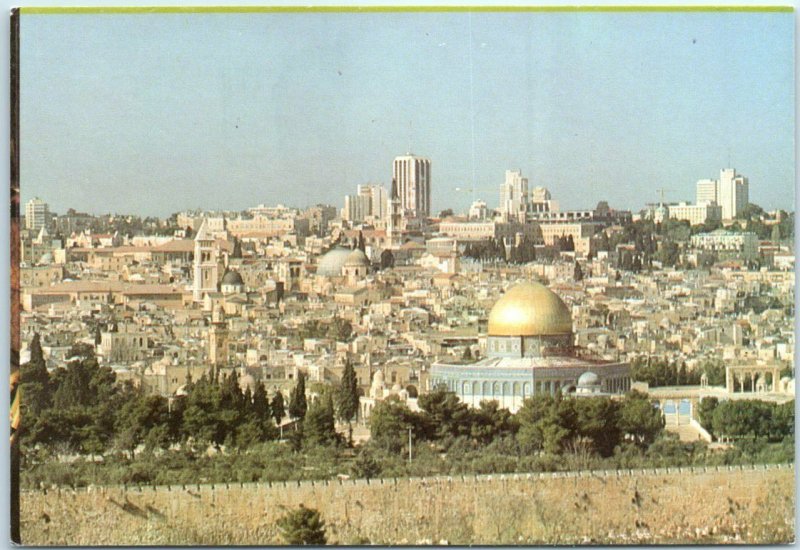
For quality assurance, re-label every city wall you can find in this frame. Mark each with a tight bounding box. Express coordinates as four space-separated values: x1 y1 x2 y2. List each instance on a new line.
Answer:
20 463 795 545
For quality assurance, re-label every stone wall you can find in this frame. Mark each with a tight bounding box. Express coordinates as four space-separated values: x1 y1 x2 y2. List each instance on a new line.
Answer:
20 464 794 545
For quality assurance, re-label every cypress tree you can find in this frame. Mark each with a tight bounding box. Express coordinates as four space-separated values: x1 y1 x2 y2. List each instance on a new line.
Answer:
288 372 307 422
335 360 359 443
252 381 270 423
271 391 285 425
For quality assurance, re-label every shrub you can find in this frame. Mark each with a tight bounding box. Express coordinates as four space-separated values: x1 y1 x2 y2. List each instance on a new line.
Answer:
276 505 327 545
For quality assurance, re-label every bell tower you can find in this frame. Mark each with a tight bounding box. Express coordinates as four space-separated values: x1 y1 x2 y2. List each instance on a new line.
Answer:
193 220 220 302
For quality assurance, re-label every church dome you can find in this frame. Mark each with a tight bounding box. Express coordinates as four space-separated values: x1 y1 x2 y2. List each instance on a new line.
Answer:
221 270 244 286
344 248 370 267
487 281 572 337
317 247 352 276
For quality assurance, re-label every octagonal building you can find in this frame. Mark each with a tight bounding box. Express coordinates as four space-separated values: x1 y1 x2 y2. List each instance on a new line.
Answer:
429 281 630 412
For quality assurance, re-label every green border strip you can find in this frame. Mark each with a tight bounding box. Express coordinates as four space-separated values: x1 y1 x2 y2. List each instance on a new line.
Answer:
18 5 795 14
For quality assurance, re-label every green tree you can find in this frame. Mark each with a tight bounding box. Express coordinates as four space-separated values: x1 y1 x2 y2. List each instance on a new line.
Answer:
369 396 427 453
573 262 583 281
271 391 286 427
417 386 471 441
288 372 308 422
277 505 327 545
350 448 382 479
304 393 337 446
335 361 359 443
21 333 51 417
115 392 171 458
252 381 270 425
181 374 227 448
697 396 718 435
469 400 518 446
617 390 664 448
573 397 621 457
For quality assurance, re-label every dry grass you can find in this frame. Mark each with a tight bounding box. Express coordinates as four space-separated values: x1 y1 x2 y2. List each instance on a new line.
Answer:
20 467 795 545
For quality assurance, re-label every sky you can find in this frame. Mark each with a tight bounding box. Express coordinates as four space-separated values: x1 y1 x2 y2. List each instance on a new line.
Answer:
19 9 795 218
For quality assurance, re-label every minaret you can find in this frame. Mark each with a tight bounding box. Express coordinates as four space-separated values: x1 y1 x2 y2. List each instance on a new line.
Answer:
193 220 220 302
387 177 402 247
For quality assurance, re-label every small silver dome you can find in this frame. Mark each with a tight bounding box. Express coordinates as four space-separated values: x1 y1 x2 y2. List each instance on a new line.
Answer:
577 371 600 387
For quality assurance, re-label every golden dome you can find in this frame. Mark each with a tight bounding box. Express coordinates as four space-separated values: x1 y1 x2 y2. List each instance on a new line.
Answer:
487 282 572 336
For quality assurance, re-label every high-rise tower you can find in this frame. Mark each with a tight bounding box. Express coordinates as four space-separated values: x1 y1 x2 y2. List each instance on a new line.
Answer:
392 154 431 219
718 168 749 220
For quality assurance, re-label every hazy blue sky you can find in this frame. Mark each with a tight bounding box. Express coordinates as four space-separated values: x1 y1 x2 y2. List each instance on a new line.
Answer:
20 10 794 217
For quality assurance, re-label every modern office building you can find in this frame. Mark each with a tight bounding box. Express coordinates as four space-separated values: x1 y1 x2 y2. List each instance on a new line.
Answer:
392 154 431 219
25 197 50 232
499 169 529 222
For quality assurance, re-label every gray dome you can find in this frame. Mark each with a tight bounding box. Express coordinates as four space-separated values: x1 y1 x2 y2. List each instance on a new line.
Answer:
317 247 352 276
344 248 370 267
221 270 244 286
577 372 600 387
38 253 53 265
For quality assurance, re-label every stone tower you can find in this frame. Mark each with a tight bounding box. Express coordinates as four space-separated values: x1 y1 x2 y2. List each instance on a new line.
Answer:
193 220 220 302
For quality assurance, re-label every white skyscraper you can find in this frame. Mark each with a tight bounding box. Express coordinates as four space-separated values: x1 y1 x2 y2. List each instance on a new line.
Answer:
718 168 749 220
392 154 431 219
499 169 529 222
695 169 749 219
25 197 49 232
